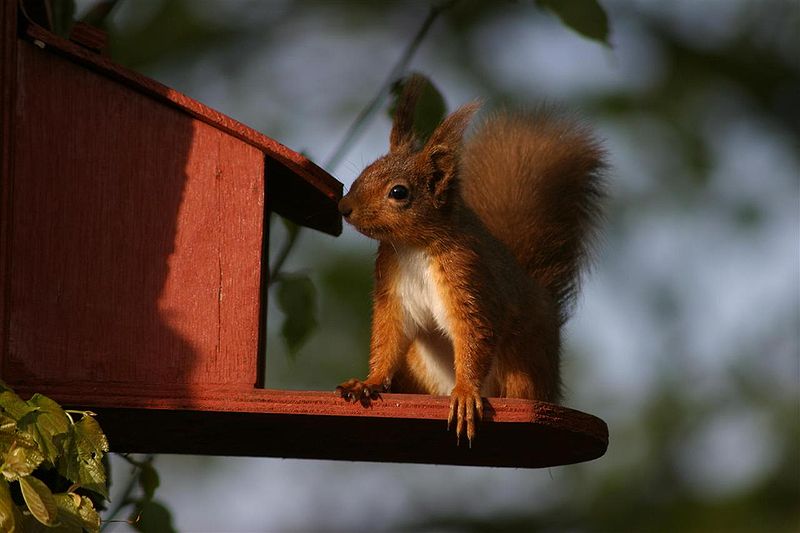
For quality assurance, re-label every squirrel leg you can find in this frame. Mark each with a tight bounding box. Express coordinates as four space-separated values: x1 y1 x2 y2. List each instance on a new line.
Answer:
336 287 410 405
448 335 493 446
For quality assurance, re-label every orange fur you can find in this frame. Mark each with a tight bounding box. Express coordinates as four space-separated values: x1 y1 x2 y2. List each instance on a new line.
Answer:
336 76 605 444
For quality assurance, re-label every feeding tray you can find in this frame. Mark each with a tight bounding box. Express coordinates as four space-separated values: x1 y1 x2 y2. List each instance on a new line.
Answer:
0 2 607 468
26 386 608 469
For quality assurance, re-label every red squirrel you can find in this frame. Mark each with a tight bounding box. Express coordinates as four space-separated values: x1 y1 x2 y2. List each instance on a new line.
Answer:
336 76 605 444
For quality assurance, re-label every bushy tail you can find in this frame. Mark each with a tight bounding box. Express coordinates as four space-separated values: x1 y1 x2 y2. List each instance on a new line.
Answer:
460 108 606 323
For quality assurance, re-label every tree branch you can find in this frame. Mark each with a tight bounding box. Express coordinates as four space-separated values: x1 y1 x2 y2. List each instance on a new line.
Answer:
100 454 155 531
270 0 459 284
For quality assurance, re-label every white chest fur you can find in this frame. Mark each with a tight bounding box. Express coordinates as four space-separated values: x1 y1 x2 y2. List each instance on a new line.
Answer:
394 247 451 337
394 246 459 394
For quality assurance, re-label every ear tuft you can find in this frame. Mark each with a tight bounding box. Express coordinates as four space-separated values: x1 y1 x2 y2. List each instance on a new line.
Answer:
389 74 427 152
423 102 481 208
427 144 456 208
425 101 481 152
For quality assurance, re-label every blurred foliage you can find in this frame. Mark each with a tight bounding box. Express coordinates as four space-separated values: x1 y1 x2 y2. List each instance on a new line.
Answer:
106 0 239 69
276 273 318 357
129 501 175 533
388 73 448 145
79 0 800 531
270 217 320 357
113 455 174 533
535 0 610 46
264 244 374 390
405 372 799 532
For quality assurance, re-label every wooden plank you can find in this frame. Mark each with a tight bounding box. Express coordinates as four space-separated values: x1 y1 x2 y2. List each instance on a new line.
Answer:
0 0 18 396
21 21 342 235
11 386 608 468
5 40 263 390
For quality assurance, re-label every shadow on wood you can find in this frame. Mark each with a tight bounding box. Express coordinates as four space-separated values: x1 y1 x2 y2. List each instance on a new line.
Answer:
1 3 340 409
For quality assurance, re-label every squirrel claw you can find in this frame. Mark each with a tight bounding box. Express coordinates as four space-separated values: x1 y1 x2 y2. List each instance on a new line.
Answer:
448 387 483 447
336 378 386 406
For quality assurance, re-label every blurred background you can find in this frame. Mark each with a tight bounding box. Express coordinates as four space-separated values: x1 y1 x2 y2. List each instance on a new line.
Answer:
69 0 798 531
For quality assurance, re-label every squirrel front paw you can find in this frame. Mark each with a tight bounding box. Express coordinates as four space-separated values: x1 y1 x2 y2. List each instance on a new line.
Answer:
448 385 484 446
335 378 388 405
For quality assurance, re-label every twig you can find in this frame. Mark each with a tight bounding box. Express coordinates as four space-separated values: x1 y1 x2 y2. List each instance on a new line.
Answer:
100 454 154 531
324 0 458 171
270 0 459 282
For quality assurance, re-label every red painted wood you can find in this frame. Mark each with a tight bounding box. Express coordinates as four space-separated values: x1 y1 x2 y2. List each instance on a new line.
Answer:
68 22 107 53
0 1 17 386
0 12 343 401
11 385 608 468
5 40 263 390
12 385 602 427
23 22 342 236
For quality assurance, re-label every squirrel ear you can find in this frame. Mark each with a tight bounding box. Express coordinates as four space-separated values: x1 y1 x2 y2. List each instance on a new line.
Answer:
389 74 426 152
427 144 457 208
423 102 480 207
425 101 481 152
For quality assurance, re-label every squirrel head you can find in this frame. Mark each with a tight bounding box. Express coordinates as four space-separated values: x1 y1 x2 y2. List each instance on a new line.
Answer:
339 79 480 246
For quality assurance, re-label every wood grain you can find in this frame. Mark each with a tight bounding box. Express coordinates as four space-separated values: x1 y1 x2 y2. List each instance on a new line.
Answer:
6 40 263 390
12 385 609 468
23 21 342 236
0 1 17 398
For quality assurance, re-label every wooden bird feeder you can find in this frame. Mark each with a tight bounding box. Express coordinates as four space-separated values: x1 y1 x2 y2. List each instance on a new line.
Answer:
0 2 607 468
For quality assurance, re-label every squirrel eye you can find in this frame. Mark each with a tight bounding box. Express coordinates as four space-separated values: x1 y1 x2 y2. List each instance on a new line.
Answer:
388 185 409 200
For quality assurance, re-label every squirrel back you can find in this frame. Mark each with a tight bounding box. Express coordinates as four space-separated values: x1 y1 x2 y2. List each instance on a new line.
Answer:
459 109 605 323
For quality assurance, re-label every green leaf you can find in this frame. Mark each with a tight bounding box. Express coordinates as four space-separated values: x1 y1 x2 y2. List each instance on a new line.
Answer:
139 463 160 502
17 395 71 467
0 391 37 421
54 493 100 532
24 396 71 436
19 476 58 526
0 429 38 459
50 494 83 532
1 440 45 481
74 497 100 532
72 416 109 457
56 416 109 498
389 73 447 144
0 479 17 532
131 500 177 533
0 414 16 435
276 274 319 356
536 0 611 46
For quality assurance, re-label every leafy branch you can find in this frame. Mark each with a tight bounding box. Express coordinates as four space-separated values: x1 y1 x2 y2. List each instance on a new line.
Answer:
0 382 108 531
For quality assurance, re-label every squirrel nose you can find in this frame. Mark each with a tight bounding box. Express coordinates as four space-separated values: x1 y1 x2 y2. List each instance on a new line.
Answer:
338 197 353 219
